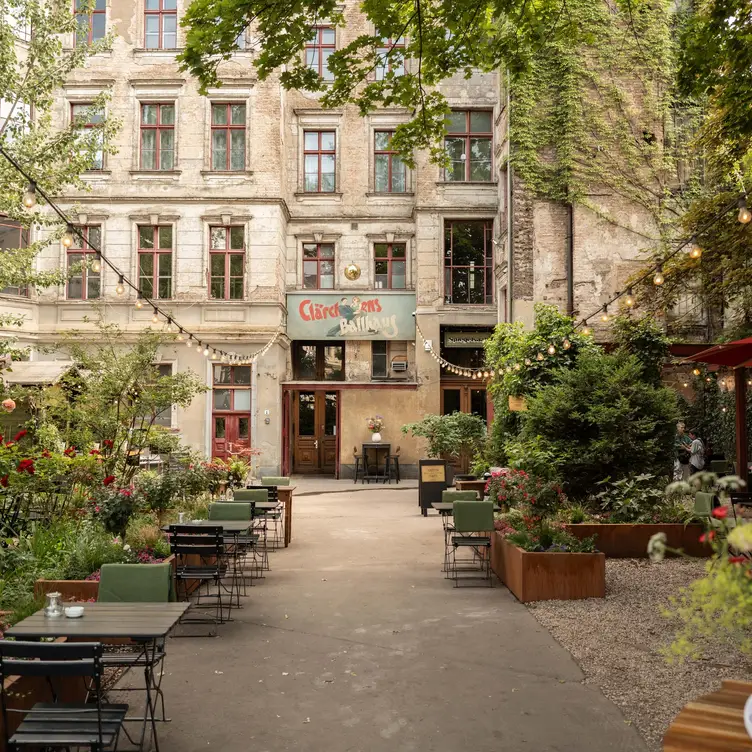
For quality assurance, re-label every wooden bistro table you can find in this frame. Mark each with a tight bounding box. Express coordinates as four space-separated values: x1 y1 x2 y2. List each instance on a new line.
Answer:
6 602 189 752
455 479 489 496
275 486 295 547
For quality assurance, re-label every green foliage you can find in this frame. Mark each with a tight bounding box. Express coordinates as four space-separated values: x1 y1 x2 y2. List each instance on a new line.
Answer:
594 473 683 523
611 314 672 385
402 412 486 460
90 484 138 540
521 351 678 499
134 470 180 517
499 512 597 553
503 436 560 482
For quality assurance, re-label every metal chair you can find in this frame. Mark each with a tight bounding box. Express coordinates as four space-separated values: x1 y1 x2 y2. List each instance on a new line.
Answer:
232 489 272 564
440 491 479 574
353 446 365 484
260 476 290 486
449 500 495 587
387 446 401 484
0 641 128 751
208 502 263 588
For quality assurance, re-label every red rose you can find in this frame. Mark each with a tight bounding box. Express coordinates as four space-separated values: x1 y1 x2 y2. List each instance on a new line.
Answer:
103 439 113 448
699 531 716 543
64 447 76 456
0 475 7 487
711 506 728 520
12 429 27 442
94 506 101 513
90 449 101 456
729 556 748 564
41 449 51 458
103 475 116 486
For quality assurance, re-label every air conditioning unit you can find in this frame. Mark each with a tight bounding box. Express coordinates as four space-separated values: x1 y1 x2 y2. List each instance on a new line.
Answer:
391 360 408 372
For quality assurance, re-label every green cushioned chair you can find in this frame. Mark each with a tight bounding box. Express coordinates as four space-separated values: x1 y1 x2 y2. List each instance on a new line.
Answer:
98 562 173 602
208 502 254 521
710 459 731 476
694 491 716 518
261 477 290 486
232 488 269 502
449 501 494 587
442 490 479 502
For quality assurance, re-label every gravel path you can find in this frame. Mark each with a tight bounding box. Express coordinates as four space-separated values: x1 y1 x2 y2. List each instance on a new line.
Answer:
527 559 750 751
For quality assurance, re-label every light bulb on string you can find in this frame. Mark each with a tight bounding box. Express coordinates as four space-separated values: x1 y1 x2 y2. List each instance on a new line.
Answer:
165 318 173 332
61 224 75 248
692 368 701 376
203 346 210 357
135 295 143 309
211 350 218 361
547 344 556 356
689 243 702 259
483 371 489 379
490 370 495 378
176 328 184 341
738 197 752 224
682 382 689 388
22 182 36 209
115 275 125 295
600 305 609 323
582 326 591 336
514 362 521 370
536 352 544 361
151 307 159 324
653 265 665 286
562 338 571 350
524 358 532 366
624 289 635 307
186 336 193 348
91 254 101 273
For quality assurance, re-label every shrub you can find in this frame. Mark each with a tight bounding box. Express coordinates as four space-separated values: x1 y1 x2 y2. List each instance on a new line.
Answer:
402 412 486 460
594 473 671 523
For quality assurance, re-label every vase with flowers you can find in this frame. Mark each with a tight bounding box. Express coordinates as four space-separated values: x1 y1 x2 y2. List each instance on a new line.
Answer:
367 415 384 442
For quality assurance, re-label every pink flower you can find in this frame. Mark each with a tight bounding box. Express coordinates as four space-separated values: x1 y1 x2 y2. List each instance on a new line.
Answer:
712 506 728 520
102 475 116 486
12 429 27 442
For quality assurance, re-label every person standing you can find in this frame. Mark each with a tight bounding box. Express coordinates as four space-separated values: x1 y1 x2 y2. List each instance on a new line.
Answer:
674 422 692 480
688 429 705 475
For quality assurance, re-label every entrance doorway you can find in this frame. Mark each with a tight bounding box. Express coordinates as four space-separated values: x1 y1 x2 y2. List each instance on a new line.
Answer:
441 384 488 422
211 365 252 460
292 390 339 474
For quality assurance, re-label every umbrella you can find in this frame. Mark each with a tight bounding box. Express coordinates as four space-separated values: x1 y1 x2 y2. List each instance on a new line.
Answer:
685 338 752 484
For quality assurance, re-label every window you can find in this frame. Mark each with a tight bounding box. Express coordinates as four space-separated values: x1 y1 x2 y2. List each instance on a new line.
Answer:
144 0 177 49
374 243 406 289
303 131 336 192
67 225 101 300
235 28 249 49
211 103 245 171
293 342 345 381
302 243 334 289
75 0 105 45
212 365 252 411
138 225 172 299
444 220 493 304
374 131 406 193
0 217 29 296
305 26 335 81
372 340 408 379
140 103 175 170
71 103 105 170
445 110 493 182
209 226 245 300
372 341 388 378
152 363 173 427
375 35 405 80
0 99 30 138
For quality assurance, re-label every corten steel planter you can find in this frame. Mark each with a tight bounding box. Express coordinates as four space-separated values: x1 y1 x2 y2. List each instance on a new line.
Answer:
563 523 712 558
491 532 606 603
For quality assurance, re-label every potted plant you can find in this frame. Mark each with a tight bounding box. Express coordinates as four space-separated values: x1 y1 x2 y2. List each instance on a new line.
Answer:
367 415 384 442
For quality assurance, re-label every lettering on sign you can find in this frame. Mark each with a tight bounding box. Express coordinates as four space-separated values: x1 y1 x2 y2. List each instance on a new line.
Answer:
421 465 446 483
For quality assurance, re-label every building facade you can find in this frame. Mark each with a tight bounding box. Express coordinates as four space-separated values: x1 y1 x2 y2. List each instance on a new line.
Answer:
1 0 503 477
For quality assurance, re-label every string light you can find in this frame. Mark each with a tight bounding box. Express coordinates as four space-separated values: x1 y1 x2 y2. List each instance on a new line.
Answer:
61 224 74 248
682 382 688 388
562 338 571 350
536 352 544 361
689 243 702 259
582 326 591 335
203 346 210 357
115 275 125 295
624 289 635 307
600 305 609 323
176 328 184 341
186 337 193 348
135 295 143 309
524 358 532 366
547 344 556 355
211 350 218 361
653 265 665 286
165 317 173 332
739 197 752 224
692 368 701 376
22 182 36 208
91 253 101 273
151 307 159 324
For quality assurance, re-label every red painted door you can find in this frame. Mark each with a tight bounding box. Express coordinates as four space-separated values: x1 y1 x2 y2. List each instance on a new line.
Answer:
212 414 251 460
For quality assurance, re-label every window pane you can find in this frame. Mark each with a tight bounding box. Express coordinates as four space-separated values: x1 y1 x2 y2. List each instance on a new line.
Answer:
319 260 334 289
391 260 406 289
234 366 251 384
238 417 250 439
160 104 175 125
452 267 468 304
88 226 101 248
213 389 231 410
139 226 154 249
212 104 227 125
470 111 492 133
229 227 244 249
321 27 335 44
323 345 344 380
139 253 154 276
145 0 159 9
374 154 389 192
446 111 466 133
321 132 335 151
159 130 174 169
158 225 172 249
234 390 251 411
391 156 406 192
142 104 158 125
320 245 334 258
163 0 177 9
212 130 227 170
469 138 492 181
162 15 177 48
468 267 484 304
230 130 245 170
304 132 318 150
230 104 245 124
210 227 227 250
374 243 388 258
230 278 243 299
144 16 159 48
375 131 391 150
302 244 317 258
451 221 486 265
229 254 243 275
140 131 156 169
445 137 465 181
374 260 388 289
158 253 171 276
214 365 231 384
87 274 101 299
372 341 388 378
91 13 105 40
297 391 316 431
214 417 226 438
210 254 225 274
303 260 318 289
322 48 334 81
305 48 319 71
210 279 225 298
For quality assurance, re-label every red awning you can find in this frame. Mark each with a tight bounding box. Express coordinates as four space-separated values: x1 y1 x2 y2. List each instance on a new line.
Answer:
683 337 752 368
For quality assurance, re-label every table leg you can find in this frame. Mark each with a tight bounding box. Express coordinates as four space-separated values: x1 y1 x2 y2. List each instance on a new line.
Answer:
281 491 292 547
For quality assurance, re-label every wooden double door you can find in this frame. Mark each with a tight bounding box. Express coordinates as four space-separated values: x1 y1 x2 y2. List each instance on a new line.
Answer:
440 382 489 474
292 390 339 474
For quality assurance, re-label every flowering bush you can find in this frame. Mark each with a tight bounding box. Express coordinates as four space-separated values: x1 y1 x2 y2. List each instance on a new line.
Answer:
485 468 566 517
89 479 139 539
367 415 384 432
495 511 597 553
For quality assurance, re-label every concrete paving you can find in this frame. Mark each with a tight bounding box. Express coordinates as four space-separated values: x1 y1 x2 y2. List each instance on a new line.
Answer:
291 476 418 496
155 488 647 752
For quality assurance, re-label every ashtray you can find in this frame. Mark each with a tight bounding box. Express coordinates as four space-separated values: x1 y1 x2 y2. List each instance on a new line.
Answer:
64 606 84 618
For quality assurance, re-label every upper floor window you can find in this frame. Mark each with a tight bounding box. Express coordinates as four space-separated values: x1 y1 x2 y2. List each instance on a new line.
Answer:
213 365 252 411
140 103 175 170
5 7 31 41
303 130 335 192
138 224 172 299
375 35 405 80
75 0 105 45
211 103 246 171
445 111 493 182
444 220 493 305
302 243 334 289
0 216 29 296
374 131 406 193
67 225 101 300
209 226 245 300
71 103 105 170
374 243 406 289
293 342 345 381
305 26 335 81
144 0 177 49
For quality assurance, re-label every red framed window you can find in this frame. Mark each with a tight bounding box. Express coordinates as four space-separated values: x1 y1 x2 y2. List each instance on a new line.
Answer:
71 102 105 170
374 243 406 289
0 216 30 296
138 225 173 299
209 226 245 300
375 35 405 80
305 26 335 81
67 225 101 300
140 103 175 170
211 104 246 171
212 365 252 457
75 0 106 45
374 131 406 193
444 110 493 182
144 0 177 49
302 243 334 289
444 220 493 304
303 131 335 192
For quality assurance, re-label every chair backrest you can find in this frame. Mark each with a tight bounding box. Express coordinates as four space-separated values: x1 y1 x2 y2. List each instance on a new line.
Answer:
233 488 269 502
442 489 479 502
694 491 717 517
452 500 494 533
168 525 224 558
261 476 290 486
264 485 279 503
710 459 730 475
98 562 172 603
208 502 254 521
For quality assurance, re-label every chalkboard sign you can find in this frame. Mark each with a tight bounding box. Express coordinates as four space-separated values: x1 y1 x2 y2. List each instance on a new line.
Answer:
419 459 449 517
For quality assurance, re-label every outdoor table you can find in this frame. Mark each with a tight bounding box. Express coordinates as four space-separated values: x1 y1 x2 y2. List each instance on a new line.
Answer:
276 486 295 547
455 479 488 495
161 520 251 533
361 443 391 483
6 602 189 752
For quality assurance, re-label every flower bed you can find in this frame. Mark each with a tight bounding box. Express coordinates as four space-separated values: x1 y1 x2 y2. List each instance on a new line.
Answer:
491 532 606 602
563 523 712 558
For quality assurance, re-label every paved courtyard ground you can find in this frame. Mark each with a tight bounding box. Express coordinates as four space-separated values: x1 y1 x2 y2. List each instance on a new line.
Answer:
155 487 647 751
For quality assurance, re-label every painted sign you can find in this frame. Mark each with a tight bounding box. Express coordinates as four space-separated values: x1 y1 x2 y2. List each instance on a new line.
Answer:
286 293 417 340
444 330 493 348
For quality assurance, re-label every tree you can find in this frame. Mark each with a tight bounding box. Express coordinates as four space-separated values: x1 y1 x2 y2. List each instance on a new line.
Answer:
0 0 120 292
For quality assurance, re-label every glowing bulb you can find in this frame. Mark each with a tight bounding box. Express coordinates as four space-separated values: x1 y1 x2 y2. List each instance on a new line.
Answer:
738 198 752 224
203 347 210 356
582 326 591 336
547 344 556 355
61 225 74 248
689 244 702 259
524 358 532 366
22 182 36 208
536 352 544 361
135 296 143 309
211 350 218 361
514 363 521 370
186 338 193 348
472 372 478 379
624 289 635 307
166 318 173 332
115 276 125 295
176 329 184 341
601 311 609 323
490 370 495 378
706 377 712 383
722 407 727 413
151 307 159 324
91 255 102 273
682 382 688 388
562 338 571 350
483 371 489 379
692 368 701 376
653 267 665 286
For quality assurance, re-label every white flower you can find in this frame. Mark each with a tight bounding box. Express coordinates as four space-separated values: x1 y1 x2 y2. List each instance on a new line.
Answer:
647 532 667 562
728 523 752 553
122 544 131 552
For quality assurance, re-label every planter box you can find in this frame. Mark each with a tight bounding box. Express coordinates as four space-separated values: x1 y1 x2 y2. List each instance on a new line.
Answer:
563 523 712 558
491 532 605 603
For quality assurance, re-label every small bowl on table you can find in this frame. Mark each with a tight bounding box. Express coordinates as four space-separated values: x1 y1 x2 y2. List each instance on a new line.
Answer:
64 606 84 619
